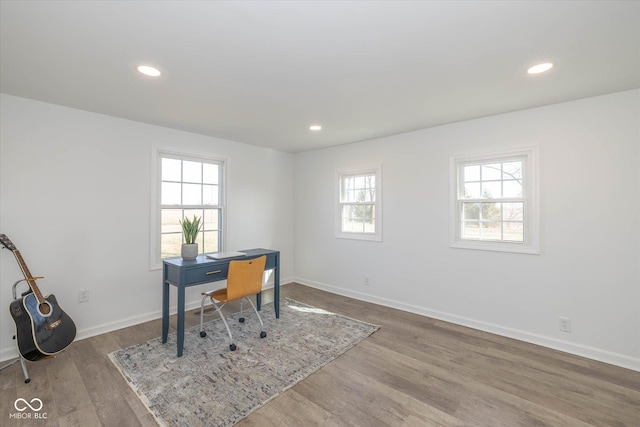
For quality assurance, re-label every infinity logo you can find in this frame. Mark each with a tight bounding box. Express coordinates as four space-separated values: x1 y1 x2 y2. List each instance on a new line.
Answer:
14 397 43 412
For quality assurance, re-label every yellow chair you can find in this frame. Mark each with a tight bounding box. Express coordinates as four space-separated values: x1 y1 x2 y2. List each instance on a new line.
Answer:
199 256 267 351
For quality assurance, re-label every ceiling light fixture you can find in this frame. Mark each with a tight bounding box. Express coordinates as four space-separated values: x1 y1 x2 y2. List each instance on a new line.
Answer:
137 65 162 77
527 62 553 75
309 125 322 131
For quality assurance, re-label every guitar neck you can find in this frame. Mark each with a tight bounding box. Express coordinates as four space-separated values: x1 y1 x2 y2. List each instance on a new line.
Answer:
12 249 46 304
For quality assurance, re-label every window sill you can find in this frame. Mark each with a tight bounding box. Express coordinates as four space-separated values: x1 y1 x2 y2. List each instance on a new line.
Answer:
450 240 539 255
335 232 382 242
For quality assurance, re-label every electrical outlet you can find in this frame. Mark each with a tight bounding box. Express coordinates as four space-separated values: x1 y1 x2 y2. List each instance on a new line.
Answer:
559 317 572 333
78 289 89 303
364 277 370 286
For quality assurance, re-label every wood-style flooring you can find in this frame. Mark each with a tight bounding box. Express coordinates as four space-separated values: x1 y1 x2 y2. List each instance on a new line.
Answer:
1 283 639 426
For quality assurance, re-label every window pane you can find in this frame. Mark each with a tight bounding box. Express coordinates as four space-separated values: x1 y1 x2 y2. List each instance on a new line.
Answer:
202 230 219 253
503 161 522 180
162 182 181 205
161 233 182 258
203 163 218 184
503 222 524 242
162 158 181 181
183 161 202 183
503 203 523 221
464 165 480 182
182 183 202 205
480 222 502 240
481 202 502 221
482 181 501 198
161 209 182 233
482 163 502 180
464 182 481 199
203 209 219 231
462 221 480 239
503 180 523 198
203 185 219 205
462 202 479 220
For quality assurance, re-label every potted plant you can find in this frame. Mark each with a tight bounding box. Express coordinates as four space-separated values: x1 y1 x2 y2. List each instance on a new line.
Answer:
179 215 202 260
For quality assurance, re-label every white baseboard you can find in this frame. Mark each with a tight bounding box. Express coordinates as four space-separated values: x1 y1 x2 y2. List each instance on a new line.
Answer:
295 277 640 372
0 279 294 363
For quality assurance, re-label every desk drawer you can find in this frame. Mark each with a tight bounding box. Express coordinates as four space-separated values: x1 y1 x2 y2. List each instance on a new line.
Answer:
185 264 229 284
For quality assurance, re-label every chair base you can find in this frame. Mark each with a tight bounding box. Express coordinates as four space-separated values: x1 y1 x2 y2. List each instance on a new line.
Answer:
199 294 266 351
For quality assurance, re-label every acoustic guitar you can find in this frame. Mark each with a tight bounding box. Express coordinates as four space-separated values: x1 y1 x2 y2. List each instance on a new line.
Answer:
0 234 76 361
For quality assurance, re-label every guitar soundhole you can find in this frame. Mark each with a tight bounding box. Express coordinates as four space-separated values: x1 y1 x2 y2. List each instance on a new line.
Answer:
38 301 53 317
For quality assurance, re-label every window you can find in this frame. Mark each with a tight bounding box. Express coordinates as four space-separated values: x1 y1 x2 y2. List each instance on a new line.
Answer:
151 151 225 267
336 165 382 241
450 147 539 254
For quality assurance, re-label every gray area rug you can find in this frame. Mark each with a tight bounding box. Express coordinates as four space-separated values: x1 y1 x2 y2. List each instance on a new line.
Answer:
109 297 379 427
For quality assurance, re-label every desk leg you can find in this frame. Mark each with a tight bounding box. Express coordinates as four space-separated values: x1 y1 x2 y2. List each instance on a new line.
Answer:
162 281 169 343
256 292 261 311
274 253 280 318
177 286 185 357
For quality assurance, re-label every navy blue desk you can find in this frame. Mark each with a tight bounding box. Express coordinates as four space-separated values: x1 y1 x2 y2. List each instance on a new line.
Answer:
162 248 280 357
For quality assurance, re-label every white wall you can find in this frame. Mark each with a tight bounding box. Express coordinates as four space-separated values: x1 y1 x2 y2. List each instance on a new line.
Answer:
294 90 640 370
0 94 295 361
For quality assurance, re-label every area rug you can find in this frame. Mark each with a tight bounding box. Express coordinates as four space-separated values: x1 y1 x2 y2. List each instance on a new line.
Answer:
109 297 379 427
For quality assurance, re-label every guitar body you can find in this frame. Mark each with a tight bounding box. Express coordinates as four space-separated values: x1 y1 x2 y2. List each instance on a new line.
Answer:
9 293 76 361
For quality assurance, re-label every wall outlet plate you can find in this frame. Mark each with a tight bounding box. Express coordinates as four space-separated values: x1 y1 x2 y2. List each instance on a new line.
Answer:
78 289 89 303
559 317 572 333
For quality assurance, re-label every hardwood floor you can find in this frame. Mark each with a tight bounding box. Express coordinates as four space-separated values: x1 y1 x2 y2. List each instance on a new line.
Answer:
1 283 638 426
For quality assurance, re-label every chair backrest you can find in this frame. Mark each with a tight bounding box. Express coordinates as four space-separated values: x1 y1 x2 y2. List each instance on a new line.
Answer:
226 256 267 301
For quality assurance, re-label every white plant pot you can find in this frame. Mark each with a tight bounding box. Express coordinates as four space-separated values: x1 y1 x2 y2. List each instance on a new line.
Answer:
181 243 198 260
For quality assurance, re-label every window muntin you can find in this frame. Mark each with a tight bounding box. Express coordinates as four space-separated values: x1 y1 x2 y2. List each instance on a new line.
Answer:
450 148 538 254
159 155 224 259
336 165 382 241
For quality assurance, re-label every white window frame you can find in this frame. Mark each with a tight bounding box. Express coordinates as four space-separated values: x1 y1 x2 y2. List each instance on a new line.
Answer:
335 164 382 242
449 147 539 254
150 148 227 269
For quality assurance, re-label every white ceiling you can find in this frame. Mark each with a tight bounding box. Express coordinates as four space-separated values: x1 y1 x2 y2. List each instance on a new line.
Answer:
1 1 639 153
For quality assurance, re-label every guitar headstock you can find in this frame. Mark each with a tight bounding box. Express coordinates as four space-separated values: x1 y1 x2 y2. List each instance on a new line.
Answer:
0 234 17 251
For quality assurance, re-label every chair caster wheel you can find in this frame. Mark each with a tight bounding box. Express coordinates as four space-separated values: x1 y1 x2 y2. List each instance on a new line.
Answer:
260 331 267 338
230 344 237 351
239 317 245 323
200 331 207 338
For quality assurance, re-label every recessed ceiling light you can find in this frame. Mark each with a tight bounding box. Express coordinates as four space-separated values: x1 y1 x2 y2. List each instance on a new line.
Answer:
309 125 322 131
527 62 554 75
137 65 162 77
